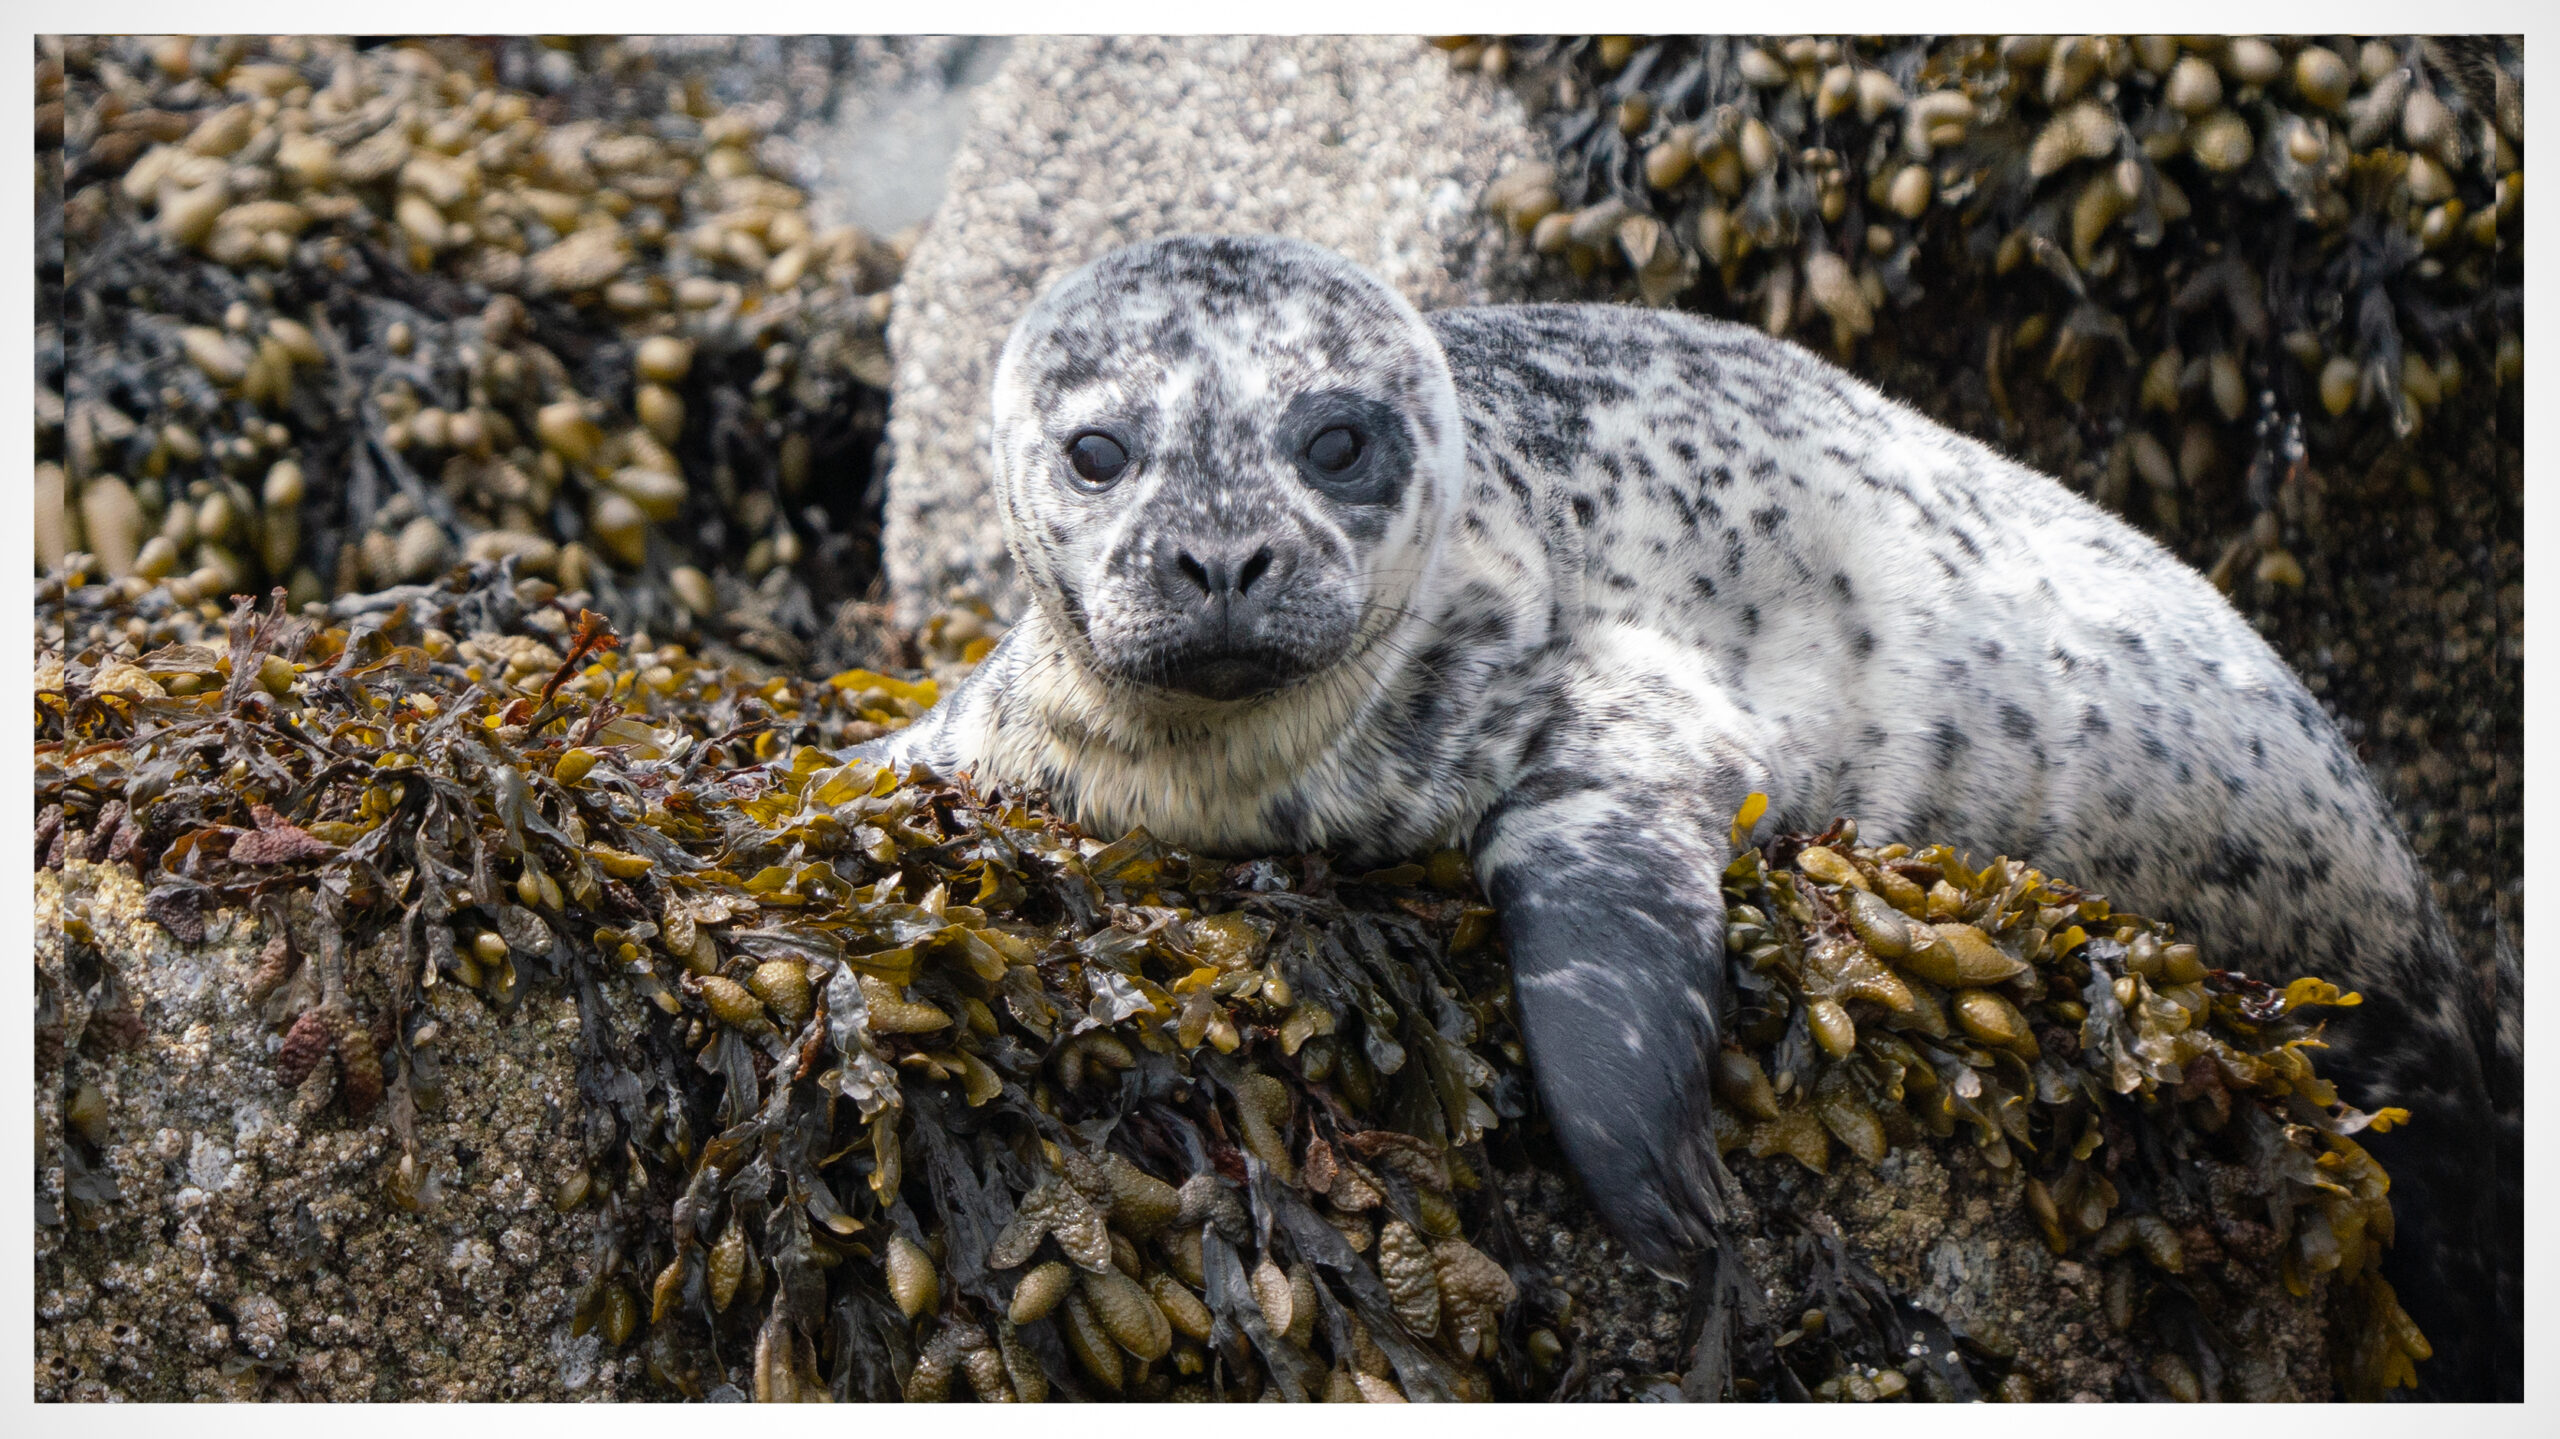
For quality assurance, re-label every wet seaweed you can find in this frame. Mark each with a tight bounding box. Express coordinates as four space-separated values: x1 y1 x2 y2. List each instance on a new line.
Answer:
38 35 902 662
1710 800 2428 1400
35 558 2425 1400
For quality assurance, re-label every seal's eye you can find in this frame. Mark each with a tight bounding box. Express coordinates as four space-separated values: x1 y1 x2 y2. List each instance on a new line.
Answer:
1066 431 1129 487
1280 391 1406 505
1306 425 1363 474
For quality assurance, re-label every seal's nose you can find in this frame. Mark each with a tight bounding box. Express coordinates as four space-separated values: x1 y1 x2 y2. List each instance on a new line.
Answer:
1145 534 1294 699
1165 541 1275 606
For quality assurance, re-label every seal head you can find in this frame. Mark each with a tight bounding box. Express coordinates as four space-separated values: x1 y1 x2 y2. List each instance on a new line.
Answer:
987 235 1464 703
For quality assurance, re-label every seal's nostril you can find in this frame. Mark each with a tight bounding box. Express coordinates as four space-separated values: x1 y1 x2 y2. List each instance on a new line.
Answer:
1236 546 1273 595
1175 552 1211 596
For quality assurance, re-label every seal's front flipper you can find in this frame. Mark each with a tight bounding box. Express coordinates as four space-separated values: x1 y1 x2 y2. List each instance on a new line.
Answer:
1471 723 1768 1270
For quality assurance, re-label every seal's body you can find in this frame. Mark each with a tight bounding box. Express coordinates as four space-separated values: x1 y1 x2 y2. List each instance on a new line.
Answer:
862 235 2516 1397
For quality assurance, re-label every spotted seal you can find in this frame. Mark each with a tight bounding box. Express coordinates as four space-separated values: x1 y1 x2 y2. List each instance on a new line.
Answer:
859 234 2517 1397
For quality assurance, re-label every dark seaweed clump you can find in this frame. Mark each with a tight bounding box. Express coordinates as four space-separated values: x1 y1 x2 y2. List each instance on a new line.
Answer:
34 564 2421 1400
1707 801 2428 1400
38 35 903 664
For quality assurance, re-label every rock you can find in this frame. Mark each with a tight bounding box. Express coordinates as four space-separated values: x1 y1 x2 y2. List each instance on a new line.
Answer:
34 862 648 1401
880 36 1555 627
800 37 1012 238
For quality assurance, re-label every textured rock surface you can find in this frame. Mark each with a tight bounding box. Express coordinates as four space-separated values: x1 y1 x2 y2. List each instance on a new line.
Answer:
880 35 1558 627
35 862 647 1401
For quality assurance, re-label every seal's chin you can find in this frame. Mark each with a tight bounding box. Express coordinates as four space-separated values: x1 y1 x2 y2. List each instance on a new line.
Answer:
1156 652 1296 702
1092 640 1318 703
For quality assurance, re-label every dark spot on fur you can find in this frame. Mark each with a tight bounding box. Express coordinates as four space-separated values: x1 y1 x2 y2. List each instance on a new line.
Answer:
1930 718 1970 765
2203 834 2265 886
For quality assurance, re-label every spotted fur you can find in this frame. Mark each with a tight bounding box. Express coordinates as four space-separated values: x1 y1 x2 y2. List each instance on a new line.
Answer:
861 235 2517 1398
